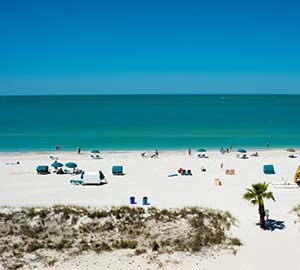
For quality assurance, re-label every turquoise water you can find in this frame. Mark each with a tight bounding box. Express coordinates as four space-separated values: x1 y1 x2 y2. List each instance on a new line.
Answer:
0 95 300 151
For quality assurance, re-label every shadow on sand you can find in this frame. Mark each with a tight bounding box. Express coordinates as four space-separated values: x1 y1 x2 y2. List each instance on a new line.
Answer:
266 219 286 231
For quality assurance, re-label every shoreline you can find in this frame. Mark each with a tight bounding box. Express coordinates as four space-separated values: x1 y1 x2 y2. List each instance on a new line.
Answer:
0 147 295 155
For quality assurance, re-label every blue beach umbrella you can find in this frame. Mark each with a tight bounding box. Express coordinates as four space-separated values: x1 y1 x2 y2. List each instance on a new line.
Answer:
237 149 247 153
91 149 100 153
197 148 207 152
51 161 63 168
65 162 77 168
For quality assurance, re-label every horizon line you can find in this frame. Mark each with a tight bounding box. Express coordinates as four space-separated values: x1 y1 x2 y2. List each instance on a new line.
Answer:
1 93 300 97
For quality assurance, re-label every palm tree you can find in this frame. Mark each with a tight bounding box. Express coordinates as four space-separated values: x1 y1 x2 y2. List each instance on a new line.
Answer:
243 182 275 229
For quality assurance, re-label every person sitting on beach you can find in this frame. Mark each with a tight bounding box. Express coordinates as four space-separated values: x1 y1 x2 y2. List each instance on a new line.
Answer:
141 152 146 158
201 166 206 172
250 152 259 157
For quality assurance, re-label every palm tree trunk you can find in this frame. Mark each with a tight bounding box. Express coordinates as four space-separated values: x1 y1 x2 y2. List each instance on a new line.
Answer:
258 203 266 229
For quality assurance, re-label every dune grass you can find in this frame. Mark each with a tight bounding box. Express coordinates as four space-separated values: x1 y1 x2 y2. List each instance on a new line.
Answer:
0 205 241 269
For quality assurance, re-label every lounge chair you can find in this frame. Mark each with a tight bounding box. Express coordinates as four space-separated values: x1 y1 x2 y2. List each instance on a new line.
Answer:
230 169 235 175
187 169 192 176
225 169 230 175
49 156 59 160
182 169 187 176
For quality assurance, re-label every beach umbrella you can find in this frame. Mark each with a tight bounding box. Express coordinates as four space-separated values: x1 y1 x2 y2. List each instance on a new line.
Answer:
91 149 100 153
51 161 63 168
65 162 77 168
286 148 295 152
237 149 247 153
197 148 207 152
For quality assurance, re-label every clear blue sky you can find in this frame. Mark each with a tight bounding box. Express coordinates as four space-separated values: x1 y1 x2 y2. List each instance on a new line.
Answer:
0 0 300 95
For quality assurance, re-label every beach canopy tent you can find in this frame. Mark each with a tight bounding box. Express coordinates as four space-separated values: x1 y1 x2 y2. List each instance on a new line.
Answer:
237 149 247 153
263 164 275 174
65 162 77 168
91 149 100 153
197 148 207 152
36 165 49 175
112 165 123 175
287 148 296 152
51 161 63 168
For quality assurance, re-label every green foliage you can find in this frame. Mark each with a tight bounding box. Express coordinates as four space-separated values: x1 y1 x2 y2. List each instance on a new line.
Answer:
243 182 275 205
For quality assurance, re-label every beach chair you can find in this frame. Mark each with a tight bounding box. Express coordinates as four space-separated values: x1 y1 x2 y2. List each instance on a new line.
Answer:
130 196 137 205
49 156 59 160
182 169 187 176
225 169 230 175
230 169 235 175
187 169 192 176
142 196 150 206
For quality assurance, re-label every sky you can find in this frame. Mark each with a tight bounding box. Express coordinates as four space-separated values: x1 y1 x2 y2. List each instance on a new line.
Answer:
0 0 300 95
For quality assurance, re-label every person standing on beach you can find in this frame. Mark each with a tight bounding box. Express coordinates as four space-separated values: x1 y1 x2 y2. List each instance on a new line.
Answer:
188 148 191 156
221 163 223 169
77 147 81 154
155 149 159 157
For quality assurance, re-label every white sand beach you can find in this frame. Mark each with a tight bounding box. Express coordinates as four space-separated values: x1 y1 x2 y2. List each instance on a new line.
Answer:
1 149 300 270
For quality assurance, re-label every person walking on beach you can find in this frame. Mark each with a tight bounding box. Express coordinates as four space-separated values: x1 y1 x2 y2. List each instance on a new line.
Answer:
155 149 159 158
77 146 81 154
221 163 223 169
188 148 191 156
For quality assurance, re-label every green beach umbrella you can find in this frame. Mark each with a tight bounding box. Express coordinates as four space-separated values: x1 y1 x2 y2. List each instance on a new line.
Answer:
237 149 247 153
65 162 77 168
51 161 63 168
91 149 100 153
197 148 207 152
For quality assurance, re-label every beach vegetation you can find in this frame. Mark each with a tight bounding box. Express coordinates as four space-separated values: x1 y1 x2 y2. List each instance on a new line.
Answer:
243 182 275 229
0 205 240 269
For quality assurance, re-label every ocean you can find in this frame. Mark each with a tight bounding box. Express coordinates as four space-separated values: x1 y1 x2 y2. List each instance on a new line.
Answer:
0 95 300 151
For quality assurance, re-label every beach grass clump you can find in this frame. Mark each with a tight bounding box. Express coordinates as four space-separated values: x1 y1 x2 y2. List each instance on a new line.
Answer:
0 205 239 269
292 205 300 223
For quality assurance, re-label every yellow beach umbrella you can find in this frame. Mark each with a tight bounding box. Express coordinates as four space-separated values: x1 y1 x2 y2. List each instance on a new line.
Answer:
287 148 296 152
